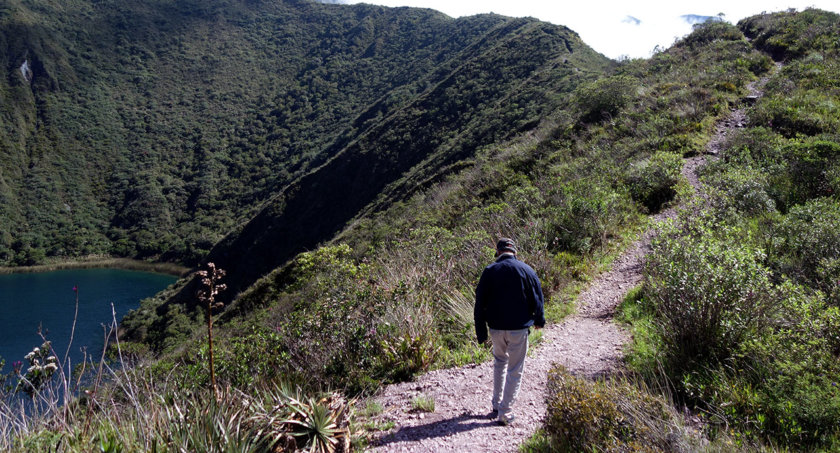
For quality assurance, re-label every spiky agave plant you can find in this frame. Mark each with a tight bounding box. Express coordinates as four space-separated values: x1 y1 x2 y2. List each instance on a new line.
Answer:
286 397 347 453
251 384 351 453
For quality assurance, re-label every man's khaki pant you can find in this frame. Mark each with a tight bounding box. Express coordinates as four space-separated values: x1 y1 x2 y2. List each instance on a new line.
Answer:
489 328 529 419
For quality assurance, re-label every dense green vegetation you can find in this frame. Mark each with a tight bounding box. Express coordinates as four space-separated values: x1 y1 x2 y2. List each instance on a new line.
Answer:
523 365 703 452
3 3 840 451
2 0 604 266
616 9 840 450
123 0 768 430
118 6 615 350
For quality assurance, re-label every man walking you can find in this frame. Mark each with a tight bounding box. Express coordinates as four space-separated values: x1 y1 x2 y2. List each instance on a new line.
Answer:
474 238 545 426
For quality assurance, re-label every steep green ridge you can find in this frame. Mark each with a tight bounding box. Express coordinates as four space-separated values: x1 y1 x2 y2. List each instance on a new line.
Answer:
202 18 608 301
143 10 840 449
129 12 770 386
612 10 840 449
5 7 840 452
117 10 613 344
2 0 601 265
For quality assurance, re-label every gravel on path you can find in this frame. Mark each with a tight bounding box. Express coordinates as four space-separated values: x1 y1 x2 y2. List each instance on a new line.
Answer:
368 192 687 453
366 66 778 451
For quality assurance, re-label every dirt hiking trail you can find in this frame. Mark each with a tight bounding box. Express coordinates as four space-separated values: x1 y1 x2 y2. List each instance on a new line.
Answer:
367 71 773 453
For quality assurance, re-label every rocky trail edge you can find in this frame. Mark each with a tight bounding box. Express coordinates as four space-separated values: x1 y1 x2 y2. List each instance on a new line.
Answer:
366 68 775 453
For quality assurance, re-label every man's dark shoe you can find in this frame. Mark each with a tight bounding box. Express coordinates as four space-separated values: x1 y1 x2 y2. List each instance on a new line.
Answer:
488 409 498 419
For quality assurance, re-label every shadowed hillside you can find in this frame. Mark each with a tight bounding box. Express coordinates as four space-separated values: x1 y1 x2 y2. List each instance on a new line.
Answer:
2 0 608 266
204 19 610 301
114 7 614 344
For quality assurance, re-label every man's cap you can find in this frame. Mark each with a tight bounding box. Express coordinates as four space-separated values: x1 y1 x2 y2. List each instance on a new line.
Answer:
496 238 517 254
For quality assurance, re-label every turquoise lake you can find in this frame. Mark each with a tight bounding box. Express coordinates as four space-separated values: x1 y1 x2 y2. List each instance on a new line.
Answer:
0 269 176 373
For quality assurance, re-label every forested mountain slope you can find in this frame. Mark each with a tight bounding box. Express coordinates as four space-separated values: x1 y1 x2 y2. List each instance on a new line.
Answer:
125 7 775 368
4 5 840 452
0 0 608 266
202 17 609 302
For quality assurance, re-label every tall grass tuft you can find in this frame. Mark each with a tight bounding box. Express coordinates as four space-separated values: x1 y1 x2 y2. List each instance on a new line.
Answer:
540 365 702 452
0 302 355 452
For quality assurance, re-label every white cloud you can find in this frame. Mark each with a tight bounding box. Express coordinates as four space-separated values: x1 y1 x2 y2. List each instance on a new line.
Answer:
622 16 642 26
332 0 840 59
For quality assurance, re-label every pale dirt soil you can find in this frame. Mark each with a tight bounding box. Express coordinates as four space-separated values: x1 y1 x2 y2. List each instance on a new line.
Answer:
366 183 685 453
366 68 776 453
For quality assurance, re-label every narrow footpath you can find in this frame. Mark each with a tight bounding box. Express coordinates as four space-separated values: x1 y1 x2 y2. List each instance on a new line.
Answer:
368 69 774 453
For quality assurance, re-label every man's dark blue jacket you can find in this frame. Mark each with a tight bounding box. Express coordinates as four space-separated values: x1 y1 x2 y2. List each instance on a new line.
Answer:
474 254 545 344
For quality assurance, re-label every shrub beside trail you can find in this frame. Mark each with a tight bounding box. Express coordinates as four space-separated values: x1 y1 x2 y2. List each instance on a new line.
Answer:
535 366 700 452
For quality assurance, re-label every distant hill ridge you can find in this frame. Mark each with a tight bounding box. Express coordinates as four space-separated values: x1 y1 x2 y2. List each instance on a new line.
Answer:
0 0 608 269
4 7 840 450
202 18 611 302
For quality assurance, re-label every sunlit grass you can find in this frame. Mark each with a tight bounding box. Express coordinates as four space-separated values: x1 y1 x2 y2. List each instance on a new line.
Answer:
410 394 435 413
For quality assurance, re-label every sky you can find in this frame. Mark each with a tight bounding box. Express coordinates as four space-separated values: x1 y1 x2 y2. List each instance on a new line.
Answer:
325 1 840 59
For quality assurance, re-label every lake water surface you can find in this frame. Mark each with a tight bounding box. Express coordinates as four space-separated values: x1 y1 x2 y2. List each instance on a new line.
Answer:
0 269 176 373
